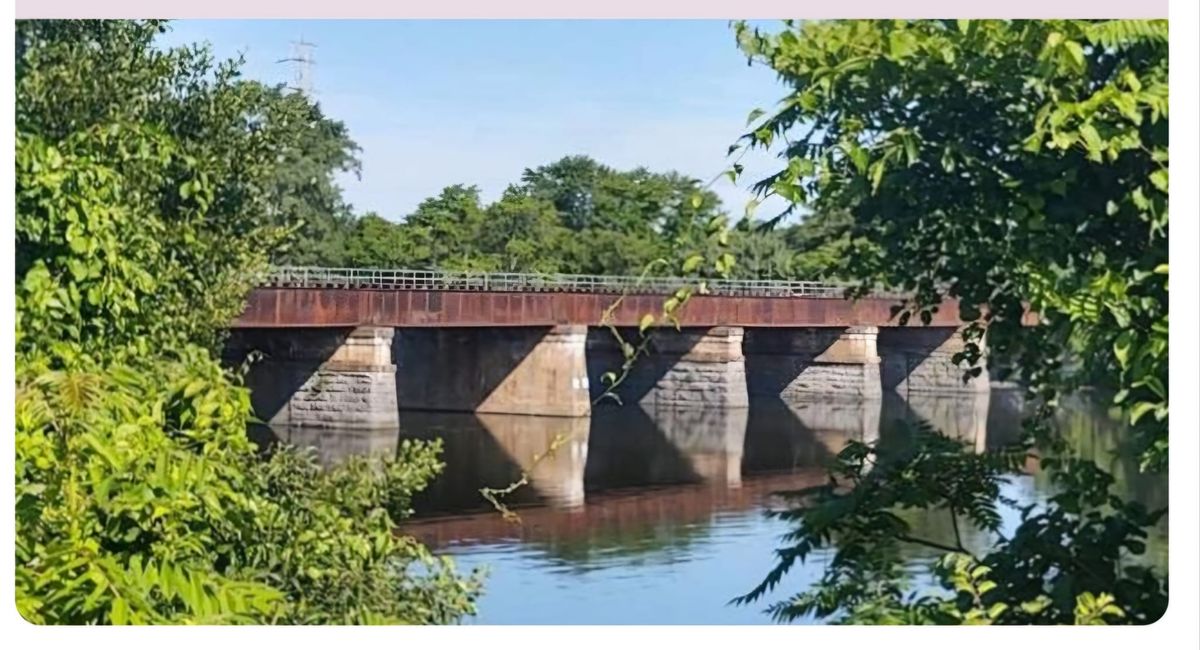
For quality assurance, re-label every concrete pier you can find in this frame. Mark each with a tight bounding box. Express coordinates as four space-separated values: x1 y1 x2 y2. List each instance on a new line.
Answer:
646 327 749 408
396 325 591 417
878 327 990 395
744 327 882 398
589 327 749 409
229 326 400 429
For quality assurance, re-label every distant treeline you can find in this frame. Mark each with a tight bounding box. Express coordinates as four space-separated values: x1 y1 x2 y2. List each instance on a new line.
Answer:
280 154 855 280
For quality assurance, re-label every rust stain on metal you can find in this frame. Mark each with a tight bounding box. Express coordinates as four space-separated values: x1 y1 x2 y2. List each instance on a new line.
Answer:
234 288 992 329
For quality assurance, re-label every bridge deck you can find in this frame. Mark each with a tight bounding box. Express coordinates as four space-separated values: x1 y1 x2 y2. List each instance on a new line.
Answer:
234 268 990 328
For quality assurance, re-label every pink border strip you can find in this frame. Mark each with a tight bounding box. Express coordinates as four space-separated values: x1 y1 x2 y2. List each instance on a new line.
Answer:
15 1 1170 20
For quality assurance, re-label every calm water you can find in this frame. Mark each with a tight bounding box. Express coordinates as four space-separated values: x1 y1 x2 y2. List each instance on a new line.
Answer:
260 389 1168 625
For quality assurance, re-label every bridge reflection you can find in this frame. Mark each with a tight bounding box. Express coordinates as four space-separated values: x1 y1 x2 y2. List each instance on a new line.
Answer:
259 388 1026 556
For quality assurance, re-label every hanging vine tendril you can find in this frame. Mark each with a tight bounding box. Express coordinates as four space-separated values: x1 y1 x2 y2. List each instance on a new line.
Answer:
477 203 736 523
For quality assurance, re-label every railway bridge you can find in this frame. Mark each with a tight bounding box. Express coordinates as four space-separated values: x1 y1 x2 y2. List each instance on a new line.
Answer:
226 267 1020 428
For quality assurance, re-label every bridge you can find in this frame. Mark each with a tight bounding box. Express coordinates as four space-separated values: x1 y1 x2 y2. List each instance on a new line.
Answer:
226 267 1016 427
236 266 971 328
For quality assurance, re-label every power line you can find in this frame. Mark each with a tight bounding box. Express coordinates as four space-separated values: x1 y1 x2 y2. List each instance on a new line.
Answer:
277 38 317 97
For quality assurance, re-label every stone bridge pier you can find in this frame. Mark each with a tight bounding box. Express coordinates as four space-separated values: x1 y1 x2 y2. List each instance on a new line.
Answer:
395 325 591 417
586 326 749 410
228 324 992 429
744 326 882 399
878 327 989 395
226 325 399 430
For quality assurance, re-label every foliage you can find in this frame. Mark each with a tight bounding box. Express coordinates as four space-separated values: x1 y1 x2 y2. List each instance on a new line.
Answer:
733 17 1168 467
264 101 361 267
341 213 422 268
15 354 481 624
16 19 479 625
731 19 1168 624
734 424 1166 624
299 153 849 280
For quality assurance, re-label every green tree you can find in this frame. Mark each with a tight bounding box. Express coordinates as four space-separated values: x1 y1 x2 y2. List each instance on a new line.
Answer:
265 99 361 267
519 155 609 232
724 229 796 280
16 19 479 625
313 156 735 277
523 157 720 245
730 19 1168 624
402 184 492 270
481 189 571 273
341 213 418 268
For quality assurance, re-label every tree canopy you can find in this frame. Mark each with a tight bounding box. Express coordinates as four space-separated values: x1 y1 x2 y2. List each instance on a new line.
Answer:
298 153 853 280
730 18 1168 624
15 20 479 624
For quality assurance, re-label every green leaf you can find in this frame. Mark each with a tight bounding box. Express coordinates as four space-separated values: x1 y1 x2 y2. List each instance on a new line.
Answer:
888 31 918 59
1078 124 1103 158
1064 40 1086 70
681 254 704 273
870 160 886 194
182 379 206 398
1020 596 1051 614
1051 131 1076 150
638 313 656 333
1129 401 1157 425
110 596 129 625
847 145 868 174
746 107 766 126
941 146 957 172
1149 169 1168 192
903 135 919 166
714 252 736 276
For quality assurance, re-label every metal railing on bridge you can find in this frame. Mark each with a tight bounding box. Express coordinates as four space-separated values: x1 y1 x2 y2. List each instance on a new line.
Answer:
261 266 863 299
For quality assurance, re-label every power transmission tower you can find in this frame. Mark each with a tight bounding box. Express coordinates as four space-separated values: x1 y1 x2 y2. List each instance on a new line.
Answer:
277 38 317 97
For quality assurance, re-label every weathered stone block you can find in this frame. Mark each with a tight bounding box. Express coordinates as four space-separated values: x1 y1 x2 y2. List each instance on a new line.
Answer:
644 327 748 409
586 326 749 409
878 327 990 395
745 327 882 398
229 326 400 429
397 325 591 416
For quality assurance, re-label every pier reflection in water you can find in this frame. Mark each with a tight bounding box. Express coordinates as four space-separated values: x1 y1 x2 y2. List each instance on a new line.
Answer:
259 388 1164 624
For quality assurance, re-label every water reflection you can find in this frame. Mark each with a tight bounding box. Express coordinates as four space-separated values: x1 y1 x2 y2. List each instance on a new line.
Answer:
259 425 400 467
645 406 748 488
259 391 1011 522
256 388 1166 624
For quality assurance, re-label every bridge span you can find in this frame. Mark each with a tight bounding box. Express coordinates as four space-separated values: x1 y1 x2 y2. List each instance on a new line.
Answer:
226 267 1013 427
236 266 975 328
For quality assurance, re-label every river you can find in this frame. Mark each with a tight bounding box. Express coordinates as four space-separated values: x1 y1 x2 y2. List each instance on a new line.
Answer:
258 388 1168 624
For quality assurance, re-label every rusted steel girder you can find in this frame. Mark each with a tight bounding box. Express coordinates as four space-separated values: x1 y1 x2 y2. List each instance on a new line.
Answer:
233 287 1036 329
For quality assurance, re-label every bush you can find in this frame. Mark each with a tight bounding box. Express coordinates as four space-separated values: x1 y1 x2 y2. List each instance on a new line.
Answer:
15 19 480 625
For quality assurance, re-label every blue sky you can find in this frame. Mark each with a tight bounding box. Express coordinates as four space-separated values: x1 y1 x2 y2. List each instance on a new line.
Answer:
160 20 792 220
